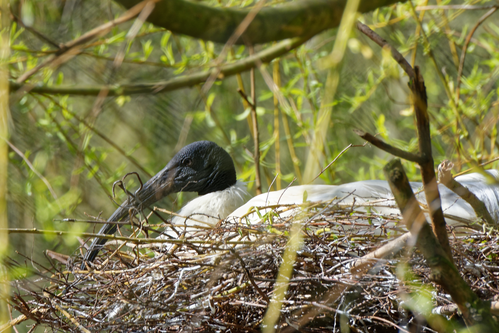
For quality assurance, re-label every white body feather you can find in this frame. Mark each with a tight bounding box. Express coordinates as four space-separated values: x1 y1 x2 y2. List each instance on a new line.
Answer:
228 170 499 226
172 180 249 226
158 181 249 241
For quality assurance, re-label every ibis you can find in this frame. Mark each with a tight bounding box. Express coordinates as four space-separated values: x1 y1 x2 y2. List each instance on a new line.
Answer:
81 140 499 268
82 141 248 268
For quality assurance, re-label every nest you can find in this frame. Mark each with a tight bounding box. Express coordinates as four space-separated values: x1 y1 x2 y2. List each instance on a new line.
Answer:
5 200 499 332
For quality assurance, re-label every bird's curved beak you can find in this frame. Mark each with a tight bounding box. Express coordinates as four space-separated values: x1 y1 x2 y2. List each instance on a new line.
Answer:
111 165 176 225
82 166 176 267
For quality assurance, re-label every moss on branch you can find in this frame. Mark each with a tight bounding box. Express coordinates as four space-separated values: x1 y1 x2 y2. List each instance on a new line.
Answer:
115 0 404 44
11 36 308 96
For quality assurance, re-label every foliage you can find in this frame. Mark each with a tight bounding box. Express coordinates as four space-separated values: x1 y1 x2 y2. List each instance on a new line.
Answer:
7 0 499 261
5 1 499 330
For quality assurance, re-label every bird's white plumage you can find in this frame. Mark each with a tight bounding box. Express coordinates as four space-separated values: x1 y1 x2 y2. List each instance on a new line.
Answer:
228 171 499 226
170 180 249 228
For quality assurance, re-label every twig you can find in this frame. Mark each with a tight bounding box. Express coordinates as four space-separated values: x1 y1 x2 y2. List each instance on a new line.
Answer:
4 140 58 200
437 161 495 226
455 7 498 105
350 232 411 273
353 130 422 163
356 22 414 79
2 228 274 245
249 46 262 195
231 250 269 303
51 301 91 333
310 302 411 333
16 0 160 84
10 12 60 48
311 142 368 183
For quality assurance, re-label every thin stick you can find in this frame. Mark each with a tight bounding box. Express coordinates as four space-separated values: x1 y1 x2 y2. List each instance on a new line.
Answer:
455 7 498 105
353 130 422 163
249 45 262 195
273 59 281 190
311 142 368 183
438 161 495 226
4 140 58 200
232 250 269 303
2 228 275 245
356 22 414 79
16 0 159 83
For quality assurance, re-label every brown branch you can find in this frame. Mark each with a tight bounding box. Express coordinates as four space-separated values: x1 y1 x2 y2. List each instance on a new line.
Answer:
409 67 453 262
10 11 60 49
2 228 271 245
356 22 415 79
383 159 499 330
353 129 422 163
115 0 405 45
357 22 453 262
350 232 411 273
231 250 269 303
438 161 495 226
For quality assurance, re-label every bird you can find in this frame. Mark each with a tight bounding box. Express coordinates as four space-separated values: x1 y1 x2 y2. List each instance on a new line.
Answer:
81 141 248 269
82 140 499 268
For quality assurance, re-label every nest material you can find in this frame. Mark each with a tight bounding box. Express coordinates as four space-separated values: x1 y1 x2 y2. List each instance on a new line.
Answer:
6 201 499 332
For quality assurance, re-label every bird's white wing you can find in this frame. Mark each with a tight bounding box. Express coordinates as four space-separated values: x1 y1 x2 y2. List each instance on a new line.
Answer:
229 171 499 226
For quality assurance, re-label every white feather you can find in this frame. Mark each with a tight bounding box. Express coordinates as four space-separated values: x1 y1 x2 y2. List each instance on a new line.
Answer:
228 171 499 226
173 180 249 226
158 181 249 241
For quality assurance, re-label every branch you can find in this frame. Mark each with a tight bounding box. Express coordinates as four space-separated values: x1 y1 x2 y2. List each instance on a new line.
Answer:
10 36 310 96
353 129 422 163
409 67 454 262
455 7 498 104
438 161 495 226
357 22 453 261
16 0 159 83
383 159 498 330
115 0 405 45
350 232 410 273
2 228 271 245
356 22 414 79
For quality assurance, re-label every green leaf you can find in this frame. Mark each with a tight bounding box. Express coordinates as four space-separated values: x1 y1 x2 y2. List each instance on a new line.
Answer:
234 107 251 121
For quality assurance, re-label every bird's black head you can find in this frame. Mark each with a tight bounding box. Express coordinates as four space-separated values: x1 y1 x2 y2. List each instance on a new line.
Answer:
164 140 237 195
137 141 237 205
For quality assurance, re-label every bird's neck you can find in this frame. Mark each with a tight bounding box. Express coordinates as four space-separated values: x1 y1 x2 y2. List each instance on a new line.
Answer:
174 181 248 226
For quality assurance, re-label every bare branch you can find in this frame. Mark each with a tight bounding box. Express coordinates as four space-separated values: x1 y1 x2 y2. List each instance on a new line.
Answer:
353 129 422 163
356 22 414 79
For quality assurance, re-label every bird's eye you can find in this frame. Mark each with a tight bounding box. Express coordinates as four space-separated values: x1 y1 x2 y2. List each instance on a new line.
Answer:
183 158 192 166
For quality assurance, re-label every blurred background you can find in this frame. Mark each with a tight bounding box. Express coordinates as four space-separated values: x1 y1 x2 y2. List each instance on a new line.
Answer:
5 0 499 267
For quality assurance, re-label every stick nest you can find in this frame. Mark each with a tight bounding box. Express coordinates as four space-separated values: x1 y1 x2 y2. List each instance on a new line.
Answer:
6 201 499 332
